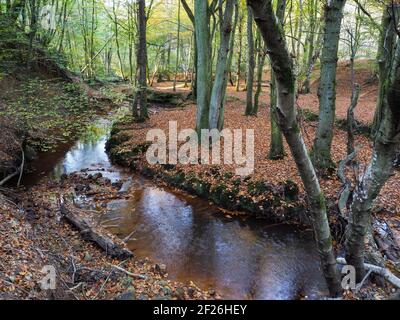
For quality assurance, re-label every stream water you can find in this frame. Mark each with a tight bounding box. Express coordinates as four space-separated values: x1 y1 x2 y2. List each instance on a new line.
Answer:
25 113 329 300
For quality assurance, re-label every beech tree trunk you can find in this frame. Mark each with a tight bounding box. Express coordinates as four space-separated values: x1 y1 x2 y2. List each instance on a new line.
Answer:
300 0 319 94
134 0 148 121
209 0 235 130
173 0 181 92
371 4 399 137
253 30 266 114
346 30 400 283
312 0 346 169
180 0 197 98
248 0 341 297
194 0 212 133
347 84 361 156
235 14 243 92
269 0 286 160
219 0 239 130
112 0 125 80
245 7 255 116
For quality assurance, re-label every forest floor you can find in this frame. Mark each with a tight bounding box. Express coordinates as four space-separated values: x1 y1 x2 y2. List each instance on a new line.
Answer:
226 59 378 125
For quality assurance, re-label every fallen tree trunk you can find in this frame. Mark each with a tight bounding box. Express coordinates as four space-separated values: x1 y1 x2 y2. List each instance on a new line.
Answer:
337 258 400 289
60 203 133 260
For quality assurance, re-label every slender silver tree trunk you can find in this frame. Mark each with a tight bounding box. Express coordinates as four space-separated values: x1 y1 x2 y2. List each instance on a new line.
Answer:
311 0 346 169
219 0 239 130
173 0 181 92
194 0 211 133
248 0 341 297
269 0 286 160
135 0 148 121
253 30 266 114
209 0 235 130
372 4 399 137
346 35 400 283
245 7 255 115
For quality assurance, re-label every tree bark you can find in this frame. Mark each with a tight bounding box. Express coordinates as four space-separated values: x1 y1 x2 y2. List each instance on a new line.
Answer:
235 13 243 92
269 0 286 160
245 7 255 115
345 35 400 283
372 4 398 137
173 0 181 92
194 0 212 133
180 0 197 98
209 0 235 130
112 0 125 80
347 85 360 156
300 0 319 94
311 0 347 170
248 0 341 297
253 30 266 115
135 0 149 121
218 0 239 130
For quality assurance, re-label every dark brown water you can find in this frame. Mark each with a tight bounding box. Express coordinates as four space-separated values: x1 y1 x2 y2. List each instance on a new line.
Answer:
25 114 328 300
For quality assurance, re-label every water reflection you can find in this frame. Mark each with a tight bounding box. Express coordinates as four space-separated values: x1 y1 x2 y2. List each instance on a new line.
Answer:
107 181 328 300
25 118 124 186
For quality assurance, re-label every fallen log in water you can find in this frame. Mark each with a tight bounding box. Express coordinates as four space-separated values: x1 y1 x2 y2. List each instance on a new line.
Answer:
60 203 133 260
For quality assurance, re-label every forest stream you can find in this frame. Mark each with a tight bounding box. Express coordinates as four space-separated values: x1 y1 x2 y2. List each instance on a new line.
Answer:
22 111 328 300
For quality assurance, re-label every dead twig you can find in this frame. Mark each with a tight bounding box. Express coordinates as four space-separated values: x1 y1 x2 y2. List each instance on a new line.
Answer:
108 264 147 280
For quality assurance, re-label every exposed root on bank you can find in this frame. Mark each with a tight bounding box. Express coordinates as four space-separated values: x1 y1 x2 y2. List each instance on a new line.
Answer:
337 258 400 289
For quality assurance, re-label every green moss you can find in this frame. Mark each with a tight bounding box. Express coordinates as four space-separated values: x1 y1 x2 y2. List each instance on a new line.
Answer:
238 195 257 212
139 165 154 177
232 178 241 186
247 180 269 196
193 181 211 198
210 183 227 205
224 172 234 180
311 192 327 209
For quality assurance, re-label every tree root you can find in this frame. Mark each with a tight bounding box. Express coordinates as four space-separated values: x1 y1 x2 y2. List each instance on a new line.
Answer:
337 258 400 289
